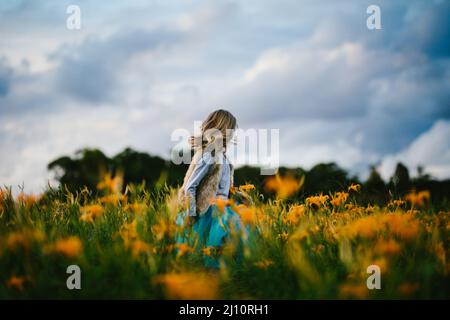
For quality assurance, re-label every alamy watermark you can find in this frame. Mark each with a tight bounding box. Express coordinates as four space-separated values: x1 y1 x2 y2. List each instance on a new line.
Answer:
171 121 279 175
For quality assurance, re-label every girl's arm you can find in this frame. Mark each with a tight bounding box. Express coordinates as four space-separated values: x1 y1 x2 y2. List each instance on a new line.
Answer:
184 152 213 216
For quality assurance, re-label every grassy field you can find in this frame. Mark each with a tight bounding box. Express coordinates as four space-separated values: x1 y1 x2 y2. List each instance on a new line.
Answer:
0 173 449 299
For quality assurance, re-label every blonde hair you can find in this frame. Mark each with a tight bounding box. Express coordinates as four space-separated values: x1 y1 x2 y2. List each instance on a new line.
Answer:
191 109 237 151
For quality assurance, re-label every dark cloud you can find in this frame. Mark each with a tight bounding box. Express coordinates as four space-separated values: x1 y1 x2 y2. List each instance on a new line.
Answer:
0 58 13 96
51 29 182 103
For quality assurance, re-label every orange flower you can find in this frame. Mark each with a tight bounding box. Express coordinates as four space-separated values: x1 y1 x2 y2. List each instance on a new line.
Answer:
124 202 147 215
50 236 83 258
264 174 304 199
235 204 256 224
330 192 349 207
348 183 361 193
405 190 430 207
176 243 194 258
154 272 219 299
7 275 31 291
99 194 126 205
375 238 401 255
7 230 45 251
120 219 138 246
131 240 153 257
306 194 329 209
238 184 255 192
97 171 123 194
254 259 274 270
284 205 306 225
339 283 368 299
210 197 233 213
277 232 289 241
79 204 104 223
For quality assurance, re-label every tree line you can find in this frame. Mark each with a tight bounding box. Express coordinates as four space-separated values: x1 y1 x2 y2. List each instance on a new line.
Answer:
48 147 450 208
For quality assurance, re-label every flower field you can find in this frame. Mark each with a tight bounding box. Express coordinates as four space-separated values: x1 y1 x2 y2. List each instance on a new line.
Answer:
0 173 449 299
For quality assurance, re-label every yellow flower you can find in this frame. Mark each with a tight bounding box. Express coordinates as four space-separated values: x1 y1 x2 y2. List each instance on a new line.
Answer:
210 197 233 213
277 232 289 241
405 190 430 207
97 171 123 194
235 204 256 224
238 184 255 192
120 219 138 246
283 205 306 225
154 272 219 299
330 192 349 207
151 218 176 241
202 246 215 256
131 240 153 257
264 174 304 199
306 194 329 209
348 183 361 193
79 204 104 223
51 236 83 258
254 259 274 270
176 243 194 258
375 238 401 255
124 202 147 215
99 194 126 205
7 230 45 251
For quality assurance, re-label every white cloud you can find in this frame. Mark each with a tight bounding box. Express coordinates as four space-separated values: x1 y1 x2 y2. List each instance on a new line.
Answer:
379 120 450 180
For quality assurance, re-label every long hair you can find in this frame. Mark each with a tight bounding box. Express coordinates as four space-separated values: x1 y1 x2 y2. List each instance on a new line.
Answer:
191 109 237 152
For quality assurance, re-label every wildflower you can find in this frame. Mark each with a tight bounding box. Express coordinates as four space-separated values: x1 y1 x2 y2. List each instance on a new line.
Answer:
284 205 306 225
375 239 401 255
99 194 126 205
50 236 83 258
239 184 255 192
7 230 45 251
120 219 138 246
235 204 256 224
124 202 147 215
330 192 349 207
264 174 304 199
405 190 430 207
97 171 123 194
339 283 368 299
211 197 233 213
131 240 153 257
277 232 289 241
254 259 274 270
306 194 329 209
348 183 361 193
388 199 406 208
151 218 176 241
7 275 30 291
79 204 104 223
154 272 219 299
16 193 40 209
176 243 194 258
202 246 215 256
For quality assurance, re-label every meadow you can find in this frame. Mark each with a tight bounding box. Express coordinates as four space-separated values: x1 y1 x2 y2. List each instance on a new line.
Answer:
0 173 449 299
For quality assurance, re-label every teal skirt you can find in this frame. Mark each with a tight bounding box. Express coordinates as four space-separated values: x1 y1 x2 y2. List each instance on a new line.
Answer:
175 204 246 268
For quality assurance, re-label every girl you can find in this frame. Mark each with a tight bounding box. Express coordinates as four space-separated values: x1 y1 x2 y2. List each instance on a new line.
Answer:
177 109 245 267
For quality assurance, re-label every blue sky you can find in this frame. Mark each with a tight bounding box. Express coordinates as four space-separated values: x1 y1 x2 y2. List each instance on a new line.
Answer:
0 0 449 193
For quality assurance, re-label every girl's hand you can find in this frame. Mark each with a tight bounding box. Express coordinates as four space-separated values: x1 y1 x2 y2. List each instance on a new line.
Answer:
185 215 198 226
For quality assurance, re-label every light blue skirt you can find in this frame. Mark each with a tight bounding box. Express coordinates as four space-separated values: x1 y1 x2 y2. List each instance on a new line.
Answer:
175 204 246 268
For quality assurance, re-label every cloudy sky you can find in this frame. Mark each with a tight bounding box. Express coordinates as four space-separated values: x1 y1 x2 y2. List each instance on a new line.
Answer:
0 0 449 193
